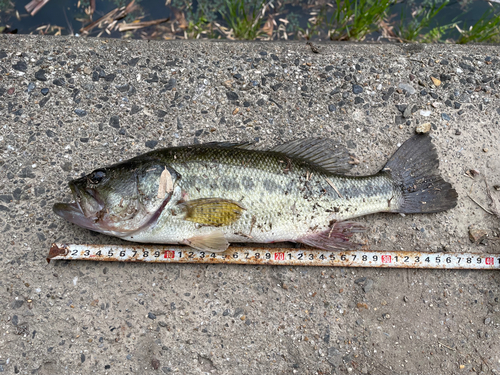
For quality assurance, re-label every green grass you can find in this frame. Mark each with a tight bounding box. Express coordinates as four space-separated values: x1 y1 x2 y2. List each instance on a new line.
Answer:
220 0 267 40
186 15 219 39
397 1 448 41
0 0 14 12
7 0 498 43
456 7 500 44
421 23 455 43
327 0 394 41
163 0 500 43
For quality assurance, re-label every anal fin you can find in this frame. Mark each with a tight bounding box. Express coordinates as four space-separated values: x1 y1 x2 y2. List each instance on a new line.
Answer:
182 230 229 253
297 221 365 251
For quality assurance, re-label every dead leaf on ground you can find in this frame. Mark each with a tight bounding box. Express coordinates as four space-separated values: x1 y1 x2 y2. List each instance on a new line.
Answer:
172 8 188 30
118 18 169 32
262 16 274 37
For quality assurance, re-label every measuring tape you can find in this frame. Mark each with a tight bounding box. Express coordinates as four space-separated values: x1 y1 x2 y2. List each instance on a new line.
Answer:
48 243 500 270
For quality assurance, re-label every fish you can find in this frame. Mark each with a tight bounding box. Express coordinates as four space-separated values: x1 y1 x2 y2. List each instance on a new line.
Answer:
53 134 458 252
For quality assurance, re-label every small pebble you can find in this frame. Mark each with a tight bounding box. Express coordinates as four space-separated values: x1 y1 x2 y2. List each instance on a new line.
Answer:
35 69 47 81
363 279 374 293
416 122 431 134
441 113 451 121
468 169 480 178
74 109 87 117
403 106 412 118
430 76 441 86
352 84 363 94
27 82 36 93
399 83 416 95
483 148 488 153
469 225 487 243
41 88 49 96
109 116 120 128
148 312 156 320
145 140 158 149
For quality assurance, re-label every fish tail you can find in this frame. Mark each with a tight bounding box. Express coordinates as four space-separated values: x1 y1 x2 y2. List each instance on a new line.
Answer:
383 134 458 214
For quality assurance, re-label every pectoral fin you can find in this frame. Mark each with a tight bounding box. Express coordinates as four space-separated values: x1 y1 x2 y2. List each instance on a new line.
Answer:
182 198 245 227
182 230 229 253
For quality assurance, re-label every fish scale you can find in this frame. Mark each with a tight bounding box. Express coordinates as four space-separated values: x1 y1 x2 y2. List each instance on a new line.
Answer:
124 147 399 244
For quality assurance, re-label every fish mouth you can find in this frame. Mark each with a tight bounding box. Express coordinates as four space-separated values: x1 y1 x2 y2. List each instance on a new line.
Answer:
53 181 106 232
53 201 103 232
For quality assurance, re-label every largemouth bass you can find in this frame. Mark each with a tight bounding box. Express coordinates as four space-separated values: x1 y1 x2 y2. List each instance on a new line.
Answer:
53 134 457 252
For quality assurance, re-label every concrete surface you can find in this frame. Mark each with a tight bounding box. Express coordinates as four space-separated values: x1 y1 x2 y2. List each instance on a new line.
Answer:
0 35 499 374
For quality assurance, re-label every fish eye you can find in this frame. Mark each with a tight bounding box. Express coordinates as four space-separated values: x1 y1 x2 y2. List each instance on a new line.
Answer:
89 170 106 184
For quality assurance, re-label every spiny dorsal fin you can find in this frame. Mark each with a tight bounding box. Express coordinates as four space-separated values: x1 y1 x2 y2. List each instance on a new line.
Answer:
270 138 354 174
201 141 258 150
181 198 245 227
182 230 229 252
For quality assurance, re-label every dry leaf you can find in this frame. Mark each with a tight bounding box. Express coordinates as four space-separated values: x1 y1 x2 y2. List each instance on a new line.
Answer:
118 18 169 32
172 8 188 30
262 16 274 37
379 19 396 38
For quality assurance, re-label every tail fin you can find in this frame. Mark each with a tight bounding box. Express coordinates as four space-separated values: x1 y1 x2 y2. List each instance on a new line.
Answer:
383 134 457 214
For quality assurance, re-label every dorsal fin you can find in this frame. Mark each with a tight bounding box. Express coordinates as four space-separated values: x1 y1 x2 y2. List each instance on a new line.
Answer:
201 141 258 150
270 138 354 174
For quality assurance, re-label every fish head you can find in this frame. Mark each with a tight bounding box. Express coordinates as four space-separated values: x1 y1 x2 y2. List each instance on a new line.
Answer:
53 159 179 236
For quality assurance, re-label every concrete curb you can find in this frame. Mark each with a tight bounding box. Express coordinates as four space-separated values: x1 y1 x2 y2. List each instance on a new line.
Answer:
0 35 499 374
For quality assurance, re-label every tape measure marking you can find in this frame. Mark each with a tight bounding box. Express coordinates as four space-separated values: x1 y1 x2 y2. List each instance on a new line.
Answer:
48 243 500 270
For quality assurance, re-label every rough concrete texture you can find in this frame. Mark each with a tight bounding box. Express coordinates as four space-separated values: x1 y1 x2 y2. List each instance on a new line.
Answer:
0 35 499 374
